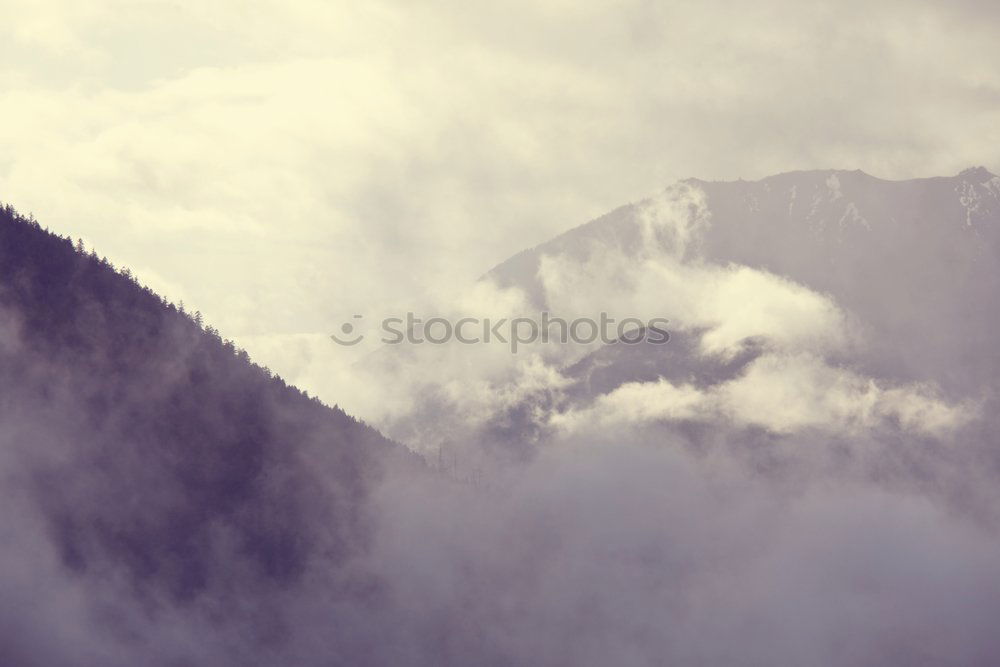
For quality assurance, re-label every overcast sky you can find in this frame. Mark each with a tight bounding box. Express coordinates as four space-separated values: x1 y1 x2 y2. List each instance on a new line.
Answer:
2 0 998 341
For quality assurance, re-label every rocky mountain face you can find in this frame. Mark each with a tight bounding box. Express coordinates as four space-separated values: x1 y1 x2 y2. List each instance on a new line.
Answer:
469 169 1000 483
488 167 1000 394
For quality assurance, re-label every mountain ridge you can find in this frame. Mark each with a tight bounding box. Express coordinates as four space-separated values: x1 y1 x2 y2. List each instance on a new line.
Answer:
483 166 1000 405
487 166 1000 282
0 202 419 611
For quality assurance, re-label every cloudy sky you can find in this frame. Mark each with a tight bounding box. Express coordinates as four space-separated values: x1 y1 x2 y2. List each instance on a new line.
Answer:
6 6 1000 663
1 0 998 360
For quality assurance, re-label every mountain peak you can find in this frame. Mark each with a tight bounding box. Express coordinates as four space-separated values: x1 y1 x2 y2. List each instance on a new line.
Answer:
958 166 996 182
686 168 873 187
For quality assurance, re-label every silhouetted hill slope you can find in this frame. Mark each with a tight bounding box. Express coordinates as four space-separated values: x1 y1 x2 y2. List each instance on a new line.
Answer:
0 203 412 610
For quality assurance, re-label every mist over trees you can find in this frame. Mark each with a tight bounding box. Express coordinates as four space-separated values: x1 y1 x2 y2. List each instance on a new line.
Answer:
5 171 1000 667
0 204 424 664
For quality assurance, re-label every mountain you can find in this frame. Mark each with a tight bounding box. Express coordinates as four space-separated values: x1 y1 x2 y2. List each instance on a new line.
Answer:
4 169 1000 665
433 167 1000 490
0 204 419 664
488 167 1000 394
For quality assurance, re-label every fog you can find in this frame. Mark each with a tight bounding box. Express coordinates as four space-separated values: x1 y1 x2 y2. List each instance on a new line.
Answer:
4 1 1000 664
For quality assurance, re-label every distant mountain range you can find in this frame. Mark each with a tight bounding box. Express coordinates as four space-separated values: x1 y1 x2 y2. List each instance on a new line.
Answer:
461 168 1000 471
490 167 1000 390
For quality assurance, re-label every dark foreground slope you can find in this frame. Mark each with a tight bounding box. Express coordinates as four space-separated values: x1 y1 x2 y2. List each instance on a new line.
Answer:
0 205 417 665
